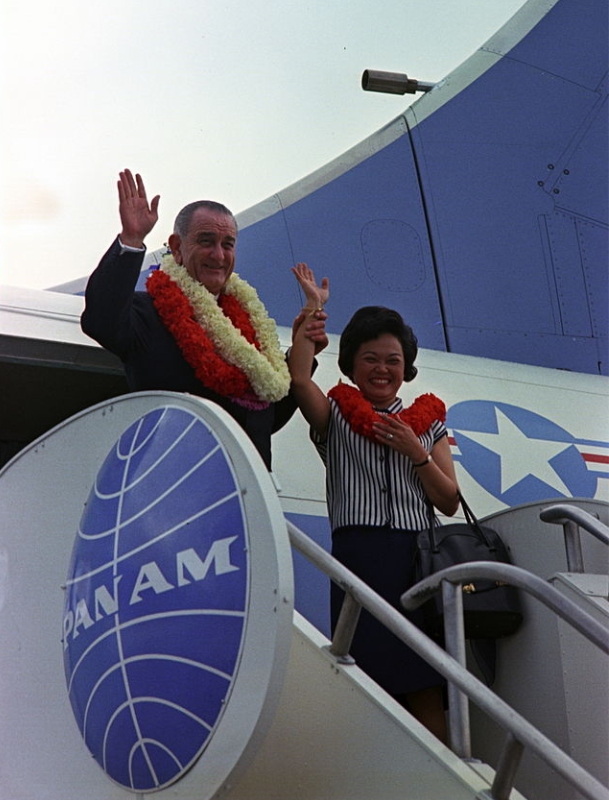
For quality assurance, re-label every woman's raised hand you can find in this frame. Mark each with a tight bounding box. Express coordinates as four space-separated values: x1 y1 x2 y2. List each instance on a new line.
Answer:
292 262 330 310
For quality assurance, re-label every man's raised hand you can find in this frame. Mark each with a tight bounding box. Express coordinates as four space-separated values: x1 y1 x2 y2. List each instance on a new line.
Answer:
117 169 160 248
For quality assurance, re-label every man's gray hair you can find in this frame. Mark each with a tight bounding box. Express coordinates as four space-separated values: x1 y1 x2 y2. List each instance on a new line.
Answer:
173 201 237 238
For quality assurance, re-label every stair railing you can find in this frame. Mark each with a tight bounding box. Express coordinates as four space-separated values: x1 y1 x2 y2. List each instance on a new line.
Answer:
402 560 609 797
539 503 609 574
286 519 609 800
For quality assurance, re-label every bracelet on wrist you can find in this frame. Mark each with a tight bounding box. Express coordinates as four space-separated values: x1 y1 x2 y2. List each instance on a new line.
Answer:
305 305 324 317
412 454 433 468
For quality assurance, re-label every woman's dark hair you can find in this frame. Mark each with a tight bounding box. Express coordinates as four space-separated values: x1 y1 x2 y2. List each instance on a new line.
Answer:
338 306 418 383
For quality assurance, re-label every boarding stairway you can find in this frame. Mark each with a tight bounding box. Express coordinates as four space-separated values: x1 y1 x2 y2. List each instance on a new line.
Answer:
0 392 607 800
222 502 608 800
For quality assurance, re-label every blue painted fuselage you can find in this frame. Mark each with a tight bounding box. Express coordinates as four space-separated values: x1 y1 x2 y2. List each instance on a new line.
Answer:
233 0 608 375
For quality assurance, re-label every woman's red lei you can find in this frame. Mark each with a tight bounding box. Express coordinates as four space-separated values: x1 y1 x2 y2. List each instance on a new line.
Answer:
147 268 263 404
328 382 446 440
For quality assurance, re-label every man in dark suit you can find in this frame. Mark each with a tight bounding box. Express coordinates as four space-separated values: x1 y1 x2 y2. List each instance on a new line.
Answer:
81 169 325 470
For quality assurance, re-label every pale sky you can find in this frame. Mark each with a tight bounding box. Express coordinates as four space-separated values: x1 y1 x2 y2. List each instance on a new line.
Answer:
1 0 525 291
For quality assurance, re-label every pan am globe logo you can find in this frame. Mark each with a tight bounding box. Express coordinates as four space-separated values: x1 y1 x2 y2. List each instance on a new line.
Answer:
448 401 604 506
62 406 249 792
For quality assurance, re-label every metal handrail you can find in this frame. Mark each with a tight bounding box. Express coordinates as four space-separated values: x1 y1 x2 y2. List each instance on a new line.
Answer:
539 503 609 573
287 520 609 800
402 561 609 654
402 560 609 795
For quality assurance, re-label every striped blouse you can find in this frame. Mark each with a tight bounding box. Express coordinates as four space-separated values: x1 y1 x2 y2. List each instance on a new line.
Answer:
311 395 447 532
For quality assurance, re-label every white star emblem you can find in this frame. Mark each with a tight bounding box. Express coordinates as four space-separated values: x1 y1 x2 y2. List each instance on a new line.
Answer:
461 408 573 495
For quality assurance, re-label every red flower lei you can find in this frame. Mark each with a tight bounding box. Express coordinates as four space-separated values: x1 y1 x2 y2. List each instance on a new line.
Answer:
327 382 446 440
147 268 263 404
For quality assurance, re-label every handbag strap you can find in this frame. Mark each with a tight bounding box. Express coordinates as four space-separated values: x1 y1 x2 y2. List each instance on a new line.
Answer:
458 493 496 549
426 500 439 551
459 493 477 526
426 492 496 551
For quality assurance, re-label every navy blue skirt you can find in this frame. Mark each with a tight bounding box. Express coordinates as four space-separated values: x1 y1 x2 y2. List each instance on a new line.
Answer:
331 525 445 696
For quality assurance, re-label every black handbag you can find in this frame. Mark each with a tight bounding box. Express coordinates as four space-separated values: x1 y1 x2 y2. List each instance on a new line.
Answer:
415 494 523 640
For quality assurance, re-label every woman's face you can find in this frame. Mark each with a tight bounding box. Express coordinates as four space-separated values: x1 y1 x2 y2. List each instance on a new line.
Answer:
351 333 405 407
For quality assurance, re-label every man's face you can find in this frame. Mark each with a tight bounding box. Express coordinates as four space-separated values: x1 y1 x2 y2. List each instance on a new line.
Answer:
169 208 237 295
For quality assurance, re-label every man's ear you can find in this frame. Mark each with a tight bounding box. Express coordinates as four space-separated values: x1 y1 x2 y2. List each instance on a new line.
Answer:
168 233 182 264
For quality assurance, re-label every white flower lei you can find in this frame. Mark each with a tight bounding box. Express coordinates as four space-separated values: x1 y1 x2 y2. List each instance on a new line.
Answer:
161 254 290 402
